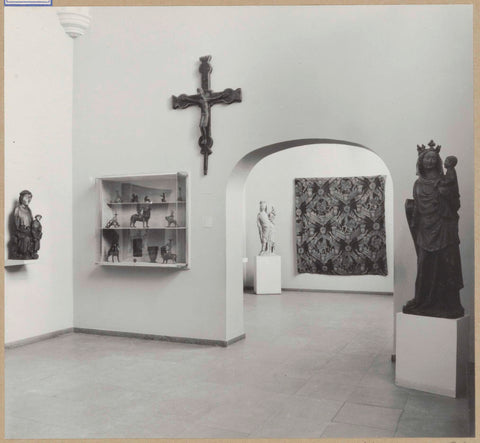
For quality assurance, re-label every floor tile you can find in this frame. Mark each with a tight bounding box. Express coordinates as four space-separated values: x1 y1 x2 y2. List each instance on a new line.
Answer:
274 395 343 422
176 423 250 438
250 414 330 438
395 410 471 437
347 384 409 409
195 402 275 434
321 421 395 438
404 391 470 419
296 379 357 402
333 401 402 431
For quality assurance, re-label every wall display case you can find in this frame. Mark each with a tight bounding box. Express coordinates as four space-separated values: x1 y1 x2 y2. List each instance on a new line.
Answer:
96 172 189 268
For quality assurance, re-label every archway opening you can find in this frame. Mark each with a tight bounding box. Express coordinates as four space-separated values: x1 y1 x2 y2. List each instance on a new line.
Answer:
226 139 394 341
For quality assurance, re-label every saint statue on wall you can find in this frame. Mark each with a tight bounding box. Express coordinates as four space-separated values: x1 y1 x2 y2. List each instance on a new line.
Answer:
8 190 43 260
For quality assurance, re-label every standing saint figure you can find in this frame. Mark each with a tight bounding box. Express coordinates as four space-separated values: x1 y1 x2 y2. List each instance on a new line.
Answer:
257 201 275 256
403 142 464 319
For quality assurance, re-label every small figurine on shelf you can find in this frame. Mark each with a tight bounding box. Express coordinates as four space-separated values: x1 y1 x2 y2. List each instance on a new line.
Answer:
130 205 151 228
161 244 177 263
107 242 120 262
178 187 183 201
31 215 43 259
161 193 167 203
105 213 120 229
147 246 159 263
144 196 152 203
165 210 177 227
130 193 139 203
114 190 122 203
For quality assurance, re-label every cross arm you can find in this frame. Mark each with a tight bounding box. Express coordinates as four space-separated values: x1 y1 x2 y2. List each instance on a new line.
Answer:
172 93 202 109
208 88 242 106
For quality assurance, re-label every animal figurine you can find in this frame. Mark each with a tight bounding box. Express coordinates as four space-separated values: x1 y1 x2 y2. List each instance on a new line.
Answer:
107 242 120 262
130 206 151 228
130 193 139 202
105 213 120 228
165 210 177 227
160 245 176 263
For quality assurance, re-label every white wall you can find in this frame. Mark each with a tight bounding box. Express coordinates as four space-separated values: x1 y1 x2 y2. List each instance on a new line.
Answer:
245 144 394 293
4 9 74 343
70 6 473 346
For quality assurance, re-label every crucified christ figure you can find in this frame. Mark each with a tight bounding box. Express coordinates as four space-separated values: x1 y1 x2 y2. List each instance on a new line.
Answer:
172 55 242 175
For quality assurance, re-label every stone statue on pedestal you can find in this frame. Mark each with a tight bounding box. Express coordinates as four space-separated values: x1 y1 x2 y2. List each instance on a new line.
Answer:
257 201 277 256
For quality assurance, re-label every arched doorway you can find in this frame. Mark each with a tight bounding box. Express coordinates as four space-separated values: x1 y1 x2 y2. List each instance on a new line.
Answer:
225 139 394 342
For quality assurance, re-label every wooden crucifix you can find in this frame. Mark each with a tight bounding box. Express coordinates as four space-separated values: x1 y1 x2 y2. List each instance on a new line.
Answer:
172 55 242 175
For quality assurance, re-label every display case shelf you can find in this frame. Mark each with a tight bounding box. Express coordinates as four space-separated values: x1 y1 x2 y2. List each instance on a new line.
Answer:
107 201 186 206
96 261 188 268
96 172 189 269
101 227 187 230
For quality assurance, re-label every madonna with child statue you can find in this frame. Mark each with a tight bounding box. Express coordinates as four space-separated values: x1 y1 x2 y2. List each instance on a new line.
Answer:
9 190 43 260
403 140 464 319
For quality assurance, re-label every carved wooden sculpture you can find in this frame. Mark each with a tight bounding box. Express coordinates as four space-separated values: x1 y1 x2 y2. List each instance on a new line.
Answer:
403 140 464 319
9 190 43 260
172 55 242 175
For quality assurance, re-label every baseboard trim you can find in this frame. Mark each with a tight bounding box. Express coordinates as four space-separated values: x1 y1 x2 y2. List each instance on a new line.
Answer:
73 328 246 347
226 333 246 346
5 327 74 349
245 286 393 296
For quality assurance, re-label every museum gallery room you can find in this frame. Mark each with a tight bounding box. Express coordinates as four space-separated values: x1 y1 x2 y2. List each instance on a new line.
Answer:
4 4 475 440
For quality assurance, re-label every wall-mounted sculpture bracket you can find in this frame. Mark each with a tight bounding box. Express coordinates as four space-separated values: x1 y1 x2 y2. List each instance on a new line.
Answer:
172 55 242 175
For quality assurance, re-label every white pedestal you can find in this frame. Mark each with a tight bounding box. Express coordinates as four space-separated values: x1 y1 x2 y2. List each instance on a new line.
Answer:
395 312 469 397
254 255 281 294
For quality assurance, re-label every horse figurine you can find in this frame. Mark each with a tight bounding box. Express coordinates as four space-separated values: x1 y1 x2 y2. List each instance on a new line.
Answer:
165 210 177 227
160 245 177 263
130 205 151 228
105 213 120 229
107 242 120 262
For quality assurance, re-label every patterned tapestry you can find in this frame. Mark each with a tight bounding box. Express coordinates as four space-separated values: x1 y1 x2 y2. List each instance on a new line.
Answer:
295 175 387 276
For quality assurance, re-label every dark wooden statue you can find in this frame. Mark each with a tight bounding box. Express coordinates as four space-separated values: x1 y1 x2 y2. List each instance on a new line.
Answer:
403 140 464 319
9 190 43 260
172 55 242 175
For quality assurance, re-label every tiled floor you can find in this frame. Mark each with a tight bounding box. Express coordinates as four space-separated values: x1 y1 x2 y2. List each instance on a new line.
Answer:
5 291 473 438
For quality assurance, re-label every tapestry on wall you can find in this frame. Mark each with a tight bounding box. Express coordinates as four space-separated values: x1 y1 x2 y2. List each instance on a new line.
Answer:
295 175 387 276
